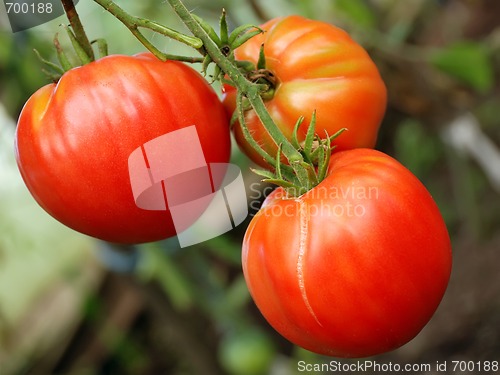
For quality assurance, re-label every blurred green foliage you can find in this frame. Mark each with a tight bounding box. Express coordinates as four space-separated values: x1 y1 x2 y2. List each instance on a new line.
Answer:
430 41 494 93
0 32 50 115
333 0 376 29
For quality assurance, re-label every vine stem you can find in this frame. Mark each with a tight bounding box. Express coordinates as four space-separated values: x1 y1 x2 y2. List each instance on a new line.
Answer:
92 0 204 62
61 0 94 60
235 91 298 184
91 0 314 192
165 0 303 165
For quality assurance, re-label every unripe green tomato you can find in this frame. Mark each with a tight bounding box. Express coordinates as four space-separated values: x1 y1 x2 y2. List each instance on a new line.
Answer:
219 329 276 375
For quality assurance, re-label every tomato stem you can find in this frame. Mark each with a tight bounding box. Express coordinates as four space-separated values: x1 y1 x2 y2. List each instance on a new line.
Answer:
64 24 92 65
235 92 298 184
165 0 303 165
92 0 204 63
61 0 95 61
91 0 338 196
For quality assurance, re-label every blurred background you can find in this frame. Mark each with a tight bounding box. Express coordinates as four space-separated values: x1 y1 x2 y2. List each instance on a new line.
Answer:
1 0 499 374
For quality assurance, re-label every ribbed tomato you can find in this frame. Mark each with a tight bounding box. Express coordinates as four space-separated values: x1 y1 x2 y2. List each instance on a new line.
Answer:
223 16 387 167
15 53 230 244
242 149 452 357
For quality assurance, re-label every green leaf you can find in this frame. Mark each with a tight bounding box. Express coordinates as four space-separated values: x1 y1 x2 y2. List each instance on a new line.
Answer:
333 0 376 29
192 13 221 47
34 49 65 75
228 24 262 46
316 145 326 181
231 29 263 50
430 41 494 93
64 25 92 66
250 168 275 180
219 9 229 45
92 38 109 59
291 116 305 149
328 127 348 143
257 43 266 70
303 111 317 158
211 64 221 83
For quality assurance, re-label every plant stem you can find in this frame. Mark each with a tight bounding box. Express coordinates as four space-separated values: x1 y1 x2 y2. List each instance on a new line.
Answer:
166 0 303 165
93 0 204 62
236 92 298 183
91 0 316 194
61 0 95 61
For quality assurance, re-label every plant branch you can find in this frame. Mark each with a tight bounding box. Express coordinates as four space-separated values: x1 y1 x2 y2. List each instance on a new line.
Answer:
166 0 303 165
235 92 297 183
61 0 95 61
92 0 204 62
90 0 328 195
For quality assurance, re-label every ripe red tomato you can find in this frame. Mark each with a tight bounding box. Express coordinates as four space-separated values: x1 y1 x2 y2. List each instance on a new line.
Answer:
242 149 452 357
15 53 230 244
223 16 387 167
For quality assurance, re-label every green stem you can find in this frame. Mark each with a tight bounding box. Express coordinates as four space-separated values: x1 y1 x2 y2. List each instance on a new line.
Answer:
235 92 277 168
91 0 319 194
92 0 204 62
166 0 303 165
236 92 297 182
61 0 95 61
92 38 109 59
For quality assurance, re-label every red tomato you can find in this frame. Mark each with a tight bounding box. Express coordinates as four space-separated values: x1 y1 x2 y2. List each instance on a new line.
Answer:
242 149 452 357
223 16 387 167
15 53 230 244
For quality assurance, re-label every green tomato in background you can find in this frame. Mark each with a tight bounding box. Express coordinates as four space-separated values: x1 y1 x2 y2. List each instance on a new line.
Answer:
219 328 276 375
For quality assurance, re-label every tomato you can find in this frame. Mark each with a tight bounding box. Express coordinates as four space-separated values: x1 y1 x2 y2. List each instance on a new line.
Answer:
219 328 276 375
223 16 387 167
15 53 230 244
242 149 452 357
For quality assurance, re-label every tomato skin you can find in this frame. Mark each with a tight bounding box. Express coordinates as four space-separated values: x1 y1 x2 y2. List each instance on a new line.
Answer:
15 53 230 244
223 16 387 167
242 149 452 357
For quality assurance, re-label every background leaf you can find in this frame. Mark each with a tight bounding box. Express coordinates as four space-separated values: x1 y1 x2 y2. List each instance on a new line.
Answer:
332 0 376 29
430 41 494 93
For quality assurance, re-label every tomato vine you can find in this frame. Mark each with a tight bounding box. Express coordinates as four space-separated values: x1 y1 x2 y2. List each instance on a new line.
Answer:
89 0 345 196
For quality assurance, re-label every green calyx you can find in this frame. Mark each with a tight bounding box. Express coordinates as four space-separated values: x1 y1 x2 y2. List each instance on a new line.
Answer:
35 26 109 82
35 0 110 82
243 107 347 197
192 10 263 82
